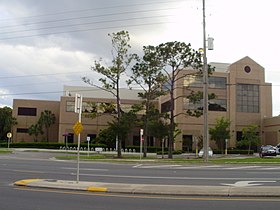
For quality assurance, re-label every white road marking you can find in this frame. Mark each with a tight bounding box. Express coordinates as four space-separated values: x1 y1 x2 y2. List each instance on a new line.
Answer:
133 164 143 168
62 167 108 171
221 181 276 187
139 165 182 169
173 165 222 169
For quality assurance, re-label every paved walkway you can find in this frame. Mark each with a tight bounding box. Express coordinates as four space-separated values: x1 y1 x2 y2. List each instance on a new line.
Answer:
14 179 280 197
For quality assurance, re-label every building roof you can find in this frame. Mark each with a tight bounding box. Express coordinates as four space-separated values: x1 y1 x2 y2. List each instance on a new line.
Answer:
63 85 144 100
208 62 231 73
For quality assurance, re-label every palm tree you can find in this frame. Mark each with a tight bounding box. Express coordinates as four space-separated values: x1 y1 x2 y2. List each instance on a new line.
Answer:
28 123 43 142
38 110 56 142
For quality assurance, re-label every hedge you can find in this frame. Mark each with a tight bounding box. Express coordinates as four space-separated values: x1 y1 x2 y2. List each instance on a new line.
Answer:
0 142 107 150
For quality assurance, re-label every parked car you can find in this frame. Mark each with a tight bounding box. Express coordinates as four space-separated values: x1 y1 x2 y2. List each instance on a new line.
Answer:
198 147 213 158
259 145 277 158
275 144 280 155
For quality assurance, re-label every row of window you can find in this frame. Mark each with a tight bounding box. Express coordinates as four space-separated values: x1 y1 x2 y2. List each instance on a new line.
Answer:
183 98 227 112
66 101 145 114
163 84 260 113
184 76 227 89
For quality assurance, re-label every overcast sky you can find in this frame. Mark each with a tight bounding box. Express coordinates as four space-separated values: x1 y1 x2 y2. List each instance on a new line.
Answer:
1 0 280 116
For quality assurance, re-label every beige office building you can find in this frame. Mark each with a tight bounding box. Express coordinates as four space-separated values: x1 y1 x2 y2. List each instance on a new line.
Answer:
12 56 279 151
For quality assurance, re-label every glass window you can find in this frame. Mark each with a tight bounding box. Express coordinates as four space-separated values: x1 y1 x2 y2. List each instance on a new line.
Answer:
208 77 226 89
184 75 203 87
66 101 75 112
18 107 37 116
17 128 29 133
209 99 227 111
236 84 259 113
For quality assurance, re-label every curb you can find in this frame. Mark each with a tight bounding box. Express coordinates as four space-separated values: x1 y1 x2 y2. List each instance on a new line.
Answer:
14 179 280 197
14 179 107 192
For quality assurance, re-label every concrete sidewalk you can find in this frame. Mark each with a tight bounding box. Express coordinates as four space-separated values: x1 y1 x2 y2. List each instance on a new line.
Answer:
14 179 280 197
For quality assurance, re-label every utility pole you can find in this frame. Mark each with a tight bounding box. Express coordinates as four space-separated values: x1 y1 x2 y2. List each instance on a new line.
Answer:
202 0 209 162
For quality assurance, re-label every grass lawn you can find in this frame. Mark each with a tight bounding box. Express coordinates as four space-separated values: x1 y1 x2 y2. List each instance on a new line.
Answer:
0 148 12 154
55 153 280 164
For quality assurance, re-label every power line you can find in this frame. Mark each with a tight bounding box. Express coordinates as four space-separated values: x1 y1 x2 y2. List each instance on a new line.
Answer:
0 78 83 88
0 8 176 30
0 70 92 79
0 21 173 41
0 14 173 35
0 0 185 23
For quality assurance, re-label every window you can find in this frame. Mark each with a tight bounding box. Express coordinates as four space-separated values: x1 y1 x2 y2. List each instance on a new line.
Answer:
184 76 226 89
184 75 203 87
208 77 226 89
161 101 171 113
17 128 29 133
236 84 259 113
18 107 37 116
183 98 226 112
66 101 75 112
183 98 203 110
209 99 227 111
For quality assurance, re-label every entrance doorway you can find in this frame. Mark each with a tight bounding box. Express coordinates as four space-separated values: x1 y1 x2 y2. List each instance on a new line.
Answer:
183 135 193 152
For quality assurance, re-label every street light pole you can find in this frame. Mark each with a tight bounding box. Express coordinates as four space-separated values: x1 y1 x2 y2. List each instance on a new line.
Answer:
202 0 209 162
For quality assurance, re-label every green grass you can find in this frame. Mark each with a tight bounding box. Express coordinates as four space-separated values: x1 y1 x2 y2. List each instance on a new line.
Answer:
0 148 12 154
55 154 280 164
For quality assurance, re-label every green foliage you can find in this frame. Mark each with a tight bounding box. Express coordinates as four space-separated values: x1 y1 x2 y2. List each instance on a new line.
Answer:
82 31 137 158
237 124 260 154
127 44 169 157
95 127 117 148
0 106 17 140
38 110 56 142
28 123 43 142
186 91 216 117
209 117 231 152
140 41 205 158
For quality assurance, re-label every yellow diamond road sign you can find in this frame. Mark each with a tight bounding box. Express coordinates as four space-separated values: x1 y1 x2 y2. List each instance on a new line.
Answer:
73 121 83 136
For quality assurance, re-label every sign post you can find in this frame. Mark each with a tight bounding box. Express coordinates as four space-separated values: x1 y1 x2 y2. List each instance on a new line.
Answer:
7 132 12 149
140 129 144 160
87 136 90 157
73 94 83 183
225 139 228 156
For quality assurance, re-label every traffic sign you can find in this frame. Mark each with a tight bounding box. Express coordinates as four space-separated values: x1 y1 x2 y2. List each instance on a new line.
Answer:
7 132 12 138
73 121 83 136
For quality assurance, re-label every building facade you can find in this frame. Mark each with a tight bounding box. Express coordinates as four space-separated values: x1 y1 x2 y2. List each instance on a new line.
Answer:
12 57 278 150
162 56 272 151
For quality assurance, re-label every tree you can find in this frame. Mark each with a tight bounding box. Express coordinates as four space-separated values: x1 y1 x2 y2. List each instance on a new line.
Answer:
0 106 17 140
127 45 167 157
237 124 260 154
82 30 136 158
38 110 56 142
209 117 230 152
28 123 43 142
140 41 205 158
95 127 117 148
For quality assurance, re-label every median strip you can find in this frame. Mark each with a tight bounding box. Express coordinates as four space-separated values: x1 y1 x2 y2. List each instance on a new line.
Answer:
14 179 44 186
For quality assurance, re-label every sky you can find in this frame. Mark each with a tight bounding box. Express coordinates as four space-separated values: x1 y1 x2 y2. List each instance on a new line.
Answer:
1 0 280 116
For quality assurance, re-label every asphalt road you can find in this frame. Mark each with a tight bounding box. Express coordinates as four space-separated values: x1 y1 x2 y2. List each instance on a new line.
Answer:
1 150 280 209
2 185 280 210
2 151 280 187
